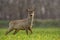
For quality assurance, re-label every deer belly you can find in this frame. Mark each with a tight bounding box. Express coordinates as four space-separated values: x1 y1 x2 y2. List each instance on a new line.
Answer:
14 25 27 30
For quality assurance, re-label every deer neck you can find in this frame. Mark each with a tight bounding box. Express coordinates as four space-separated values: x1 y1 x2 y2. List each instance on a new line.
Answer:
28 12 34 27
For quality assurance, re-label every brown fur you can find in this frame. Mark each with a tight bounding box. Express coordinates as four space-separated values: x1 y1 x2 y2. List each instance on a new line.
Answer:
5 8 35 35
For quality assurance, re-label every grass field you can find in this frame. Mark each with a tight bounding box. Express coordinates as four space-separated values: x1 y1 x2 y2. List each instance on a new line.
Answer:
0 28 60 40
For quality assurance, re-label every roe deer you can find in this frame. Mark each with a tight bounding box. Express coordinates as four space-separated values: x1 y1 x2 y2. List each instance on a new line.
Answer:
5 8 35 35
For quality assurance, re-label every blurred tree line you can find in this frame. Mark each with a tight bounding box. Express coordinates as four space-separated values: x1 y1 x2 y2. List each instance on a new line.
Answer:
0 0 60 20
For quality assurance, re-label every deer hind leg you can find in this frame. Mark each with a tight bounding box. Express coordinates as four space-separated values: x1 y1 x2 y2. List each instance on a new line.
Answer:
13 29 19 35
5 28 13 35
28 27 32 34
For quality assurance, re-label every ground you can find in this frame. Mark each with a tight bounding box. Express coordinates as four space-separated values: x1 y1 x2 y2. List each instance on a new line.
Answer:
0 27 60 40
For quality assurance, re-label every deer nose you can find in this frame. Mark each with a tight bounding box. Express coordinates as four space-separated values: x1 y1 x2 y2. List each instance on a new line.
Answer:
30 15 32 16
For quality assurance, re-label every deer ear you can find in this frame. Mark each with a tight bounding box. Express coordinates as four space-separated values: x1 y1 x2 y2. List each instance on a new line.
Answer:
33 8 36 11
26 8 30 12
26 9 28 12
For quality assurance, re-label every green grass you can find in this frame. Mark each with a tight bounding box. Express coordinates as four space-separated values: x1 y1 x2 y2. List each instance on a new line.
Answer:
0 28 60 40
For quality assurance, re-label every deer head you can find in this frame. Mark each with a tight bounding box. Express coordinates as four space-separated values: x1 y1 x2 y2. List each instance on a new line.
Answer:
26 8 35 17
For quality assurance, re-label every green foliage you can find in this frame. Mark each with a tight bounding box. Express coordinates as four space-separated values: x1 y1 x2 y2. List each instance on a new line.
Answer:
34 20 60 27
0 20 9 27
0 20 60 27
0 28 60 40
0 20 60 28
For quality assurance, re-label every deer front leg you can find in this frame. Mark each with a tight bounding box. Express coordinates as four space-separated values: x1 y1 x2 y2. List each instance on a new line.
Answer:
25 27 28 35
26 29 28 35
28 27 32 34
